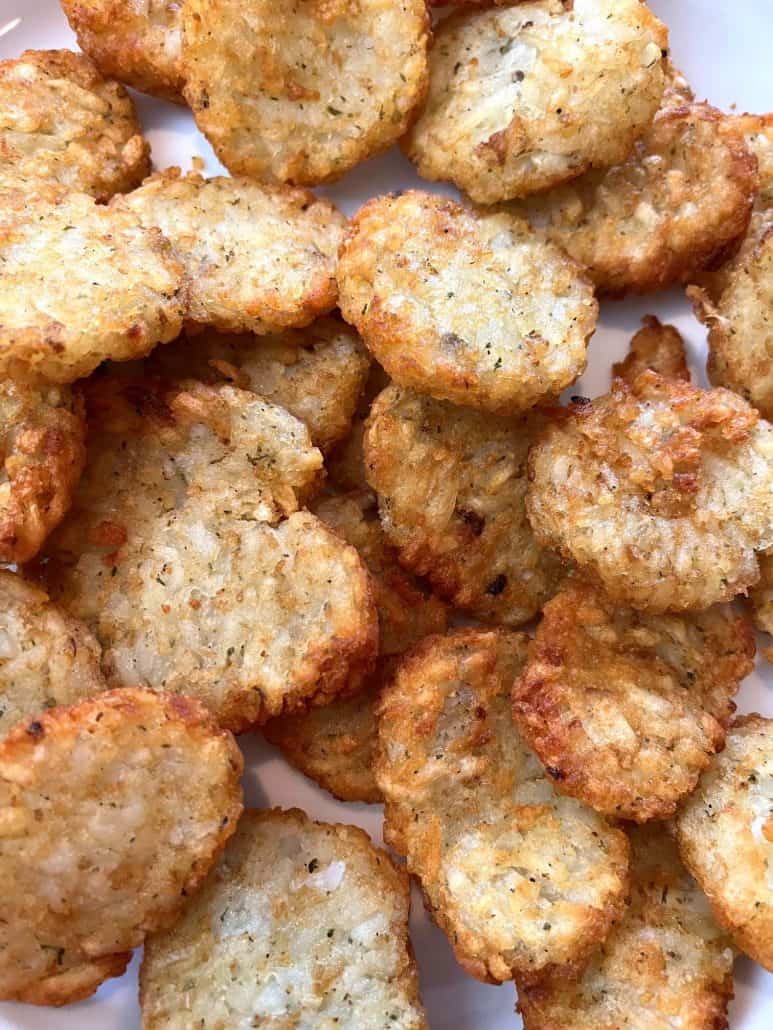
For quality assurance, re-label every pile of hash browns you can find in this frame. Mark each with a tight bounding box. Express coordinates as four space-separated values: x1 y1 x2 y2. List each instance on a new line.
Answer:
0 1 771 1027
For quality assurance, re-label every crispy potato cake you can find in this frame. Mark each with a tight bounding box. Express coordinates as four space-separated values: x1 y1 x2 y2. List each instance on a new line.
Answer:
517 824 735 1030
146 316 370 454
140 808 427 1028
0 570 107 740
181 0 430 185
526 372 773 612
0 185 185 384
0 49 149 201
364 385 567 625
513 580 755 821
404 0 668 203
675 714 773 971
265 490 448 802
338 192 597 414
61 0 185 103
121 170 346 334
376 628 630 984
750 551 773 639
0 687 243 1004
265 683 383 805
0 379 85 563
43 376 377 733
10 953 131 1008
689 115 773 419
612 315 690 385
516 74 756 295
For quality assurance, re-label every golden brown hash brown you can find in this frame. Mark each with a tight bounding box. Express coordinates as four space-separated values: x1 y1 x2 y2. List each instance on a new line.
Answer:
364 385 567 626
264 682 383 805
0 570 107 740
121 169 347 334
750 551 773 639
0 379 85 563
516 70 756 295
517 825 735 1030
689 115 773 419
43 375 378 733
61 0 185 103
140 808 427 1029
337 192 597 414
0 48 149 200
675 714 773 972
265 490 448 803
376 628 630 985
404 0 668 204
146 316 371 454
526 372 773 613
9 953 131 1008
0 687 243 1004
182 0 431 185
512 580 755 822
612 315 690 385
0 184 185 384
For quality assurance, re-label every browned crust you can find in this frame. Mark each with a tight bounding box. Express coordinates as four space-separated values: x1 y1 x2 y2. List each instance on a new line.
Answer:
376 628 630 985
61 2 184 102
512 580 755 821
1 690 244 898
338 191 596 414
675 713 773 971
0 48 151 200
599 103 756 296
7 953 131 1007
263 680 383 803
0 385 86 564
525 371 772 613
612 315 690 385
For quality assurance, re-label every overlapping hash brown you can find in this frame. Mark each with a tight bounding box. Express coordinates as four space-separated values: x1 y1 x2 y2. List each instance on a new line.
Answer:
0 687 243 1004
376 628 629 984
0 48 149 200
675 714 773 971
337 191 597 413
42 375 378 733
265 489 448 803
0 378 85 563
120 170 347 334
364 385 567 625
0 184 185 384
140 808 427 1028
517 825 735 1030
527 372 773 612
61 0 185 103
404 0 668 203
516 67 757 295
0 570 106 739
182 0 431 185
690 114 773 419
146 316 371 454
513 580 755 821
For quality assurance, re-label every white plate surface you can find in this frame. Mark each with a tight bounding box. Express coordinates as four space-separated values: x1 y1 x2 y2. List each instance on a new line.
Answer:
0 1 771 1027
